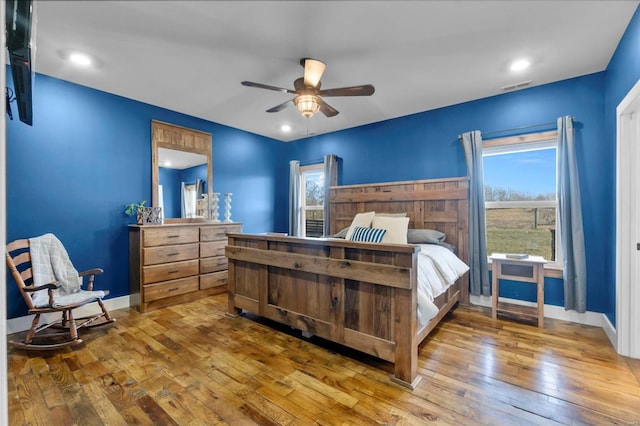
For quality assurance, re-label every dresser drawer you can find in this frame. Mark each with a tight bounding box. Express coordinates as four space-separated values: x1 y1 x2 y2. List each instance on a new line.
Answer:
143 276 199 302
143 259 199 284
200 241 227 258
143 227 199 247
200 225 241 242
200 256 228 274
200 271 227 290
143 243 199 266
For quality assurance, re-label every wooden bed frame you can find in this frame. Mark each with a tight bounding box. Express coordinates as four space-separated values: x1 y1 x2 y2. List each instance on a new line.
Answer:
225 176 469 389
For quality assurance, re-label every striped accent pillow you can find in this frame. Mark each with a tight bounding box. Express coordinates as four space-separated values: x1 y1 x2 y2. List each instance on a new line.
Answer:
348 226 387 243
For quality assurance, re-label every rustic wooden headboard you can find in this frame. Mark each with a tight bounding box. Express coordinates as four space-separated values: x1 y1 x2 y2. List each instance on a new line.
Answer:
329 176 470 266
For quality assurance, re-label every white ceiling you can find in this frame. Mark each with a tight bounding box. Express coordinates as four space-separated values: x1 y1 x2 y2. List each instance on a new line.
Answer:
33 1 638 142
158 147 206 170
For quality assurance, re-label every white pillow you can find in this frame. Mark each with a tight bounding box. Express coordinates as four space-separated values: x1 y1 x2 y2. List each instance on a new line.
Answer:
345 211 376 240
371 216 410 244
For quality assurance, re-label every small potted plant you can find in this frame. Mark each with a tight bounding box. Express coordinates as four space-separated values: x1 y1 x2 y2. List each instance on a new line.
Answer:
125 200 147 225
125 200 163 225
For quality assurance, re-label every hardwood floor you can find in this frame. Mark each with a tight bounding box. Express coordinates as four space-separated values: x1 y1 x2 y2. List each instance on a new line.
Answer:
7 294 640 425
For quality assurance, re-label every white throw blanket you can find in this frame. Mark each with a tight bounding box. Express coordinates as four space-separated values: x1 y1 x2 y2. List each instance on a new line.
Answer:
29 233 83 307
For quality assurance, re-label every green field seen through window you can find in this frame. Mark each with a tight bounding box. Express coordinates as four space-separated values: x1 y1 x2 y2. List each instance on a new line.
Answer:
486 207 555 260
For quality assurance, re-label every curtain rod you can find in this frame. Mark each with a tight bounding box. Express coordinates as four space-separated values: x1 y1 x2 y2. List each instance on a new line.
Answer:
482 121 557 137
458 117 576 140
300 154 339 167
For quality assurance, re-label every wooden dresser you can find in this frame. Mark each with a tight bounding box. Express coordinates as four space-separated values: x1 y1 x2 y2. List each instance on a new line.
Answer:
129 222 241 312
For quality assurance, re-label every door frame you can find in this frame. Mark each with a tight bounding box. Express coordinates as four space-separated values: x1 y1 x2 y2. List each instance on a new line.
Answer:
616 78 640 358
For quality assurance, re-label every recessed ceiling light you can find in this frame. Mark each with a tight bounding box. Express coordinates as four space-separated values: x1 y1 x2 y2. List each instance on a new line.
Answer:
280 124 291 132
510 59 530 72
69 52 92 67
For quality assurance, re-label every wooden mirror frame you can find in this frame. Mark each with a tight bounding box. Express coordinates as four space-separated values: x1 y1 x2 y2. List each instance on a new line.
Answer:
151 120 213 220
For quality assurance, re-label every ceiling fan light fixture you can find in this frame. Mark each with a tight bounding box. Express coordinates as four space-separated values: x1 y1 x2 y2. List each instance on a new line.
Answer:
303 58 326 88
294 95 320 118
242 58 373 118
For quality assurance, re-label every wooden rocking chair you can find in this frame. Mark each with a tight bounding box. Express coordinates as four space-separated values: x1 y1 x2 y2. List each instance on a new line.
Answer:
6 238 116 350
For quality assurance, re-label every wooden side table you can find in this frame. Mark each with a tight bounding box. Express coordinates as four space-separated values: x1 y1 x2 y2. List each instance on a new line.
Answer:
490 254 546 328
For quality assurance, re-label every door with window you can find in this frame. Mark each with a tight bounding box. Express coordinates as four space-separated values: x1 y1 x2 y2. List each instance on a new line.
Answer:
483 134 560 266
300 164 325 237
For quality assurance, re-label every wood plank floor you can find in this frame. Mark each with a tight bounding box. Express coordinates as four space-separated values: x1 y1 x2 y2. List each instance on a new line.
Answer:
7 294 640 425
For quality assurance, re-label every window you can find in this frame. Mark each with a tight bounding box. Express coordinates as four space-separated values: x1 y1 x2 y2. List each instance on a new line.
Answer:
300 164 325 237
483 133 560 265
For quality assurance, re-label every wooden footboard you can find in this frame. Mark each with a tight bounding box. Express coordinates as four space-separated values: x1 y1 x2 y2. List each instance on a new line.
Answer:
227 176 469 389
228 233 435 388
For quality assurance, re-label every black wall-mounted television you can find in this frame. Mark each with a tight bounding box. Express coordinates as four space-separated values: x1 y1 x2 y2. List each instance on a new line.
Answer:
5 0 34 126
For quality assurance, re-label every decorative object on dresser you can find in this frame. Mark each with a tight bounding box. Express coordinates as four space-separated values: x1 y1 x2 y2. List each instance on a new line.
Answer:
226 176 469 389
129 222 241 313
211 192 221 222
125 200 145 224
490 253 546 327
223 192 233 222
141 206 162 225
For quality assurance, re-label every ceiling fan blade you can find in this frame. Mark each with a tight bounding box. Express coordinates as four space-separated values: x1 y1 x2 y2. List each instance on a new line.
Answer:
303 58 326 88
318 98 339 117
241 81 295 94
266 99 293 113
318 84 375 97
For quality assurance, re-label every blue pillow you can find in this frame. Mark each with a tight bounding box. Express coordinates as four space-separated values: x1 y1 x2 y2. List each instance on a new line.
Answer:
348 226 387 243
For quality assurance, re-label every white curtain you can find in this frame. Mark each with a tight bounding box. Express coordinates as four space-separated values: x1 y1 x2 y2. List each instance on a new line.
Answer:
461 130 490 296
181 182 196 218
557 116 587 312
289 161 301 236
158 184 165 224
323 154 338 236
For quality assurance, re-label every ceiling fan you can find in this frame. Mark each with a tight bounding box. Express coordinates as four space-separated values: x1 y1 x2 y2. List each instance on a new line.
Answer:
241 58 375 118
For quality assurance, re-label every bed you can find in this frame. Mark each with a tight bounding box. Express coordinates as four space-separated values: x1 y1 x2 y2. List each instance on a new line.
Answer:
225 176 469 389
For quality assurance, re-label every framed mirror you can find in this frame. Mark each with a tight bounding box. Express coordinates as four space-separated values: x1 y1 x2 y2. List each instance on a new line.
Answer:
151 120 213 221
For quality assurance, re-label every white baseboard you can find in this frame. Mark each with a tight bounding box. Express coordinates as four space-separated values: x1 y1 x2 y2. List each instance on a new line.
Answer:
470 295 617 348
7 295 619 352
602 314 617 351
6 295 130 335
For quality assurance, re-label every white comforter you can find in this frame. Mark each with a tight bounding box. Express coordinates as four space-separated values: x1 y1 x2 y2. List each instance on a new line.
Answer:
416 244 469 325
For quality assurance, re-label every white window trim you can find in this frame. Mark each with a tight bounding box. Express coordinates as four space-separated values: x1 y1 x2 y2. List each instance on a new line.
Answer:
483 139 557 156
485 200 556 209
483 132 562 268
300 163 325 237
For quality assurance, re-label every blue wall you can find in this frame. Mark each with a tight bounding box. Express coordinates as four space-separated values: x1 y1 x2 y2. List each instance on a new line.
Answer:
6 73 283 319
282 73 606 312
159 167 180 218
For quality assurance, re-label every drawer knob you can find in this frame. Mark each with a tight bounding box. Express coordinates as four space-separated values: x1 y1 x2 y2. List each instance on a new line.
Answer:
169 287 180 292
